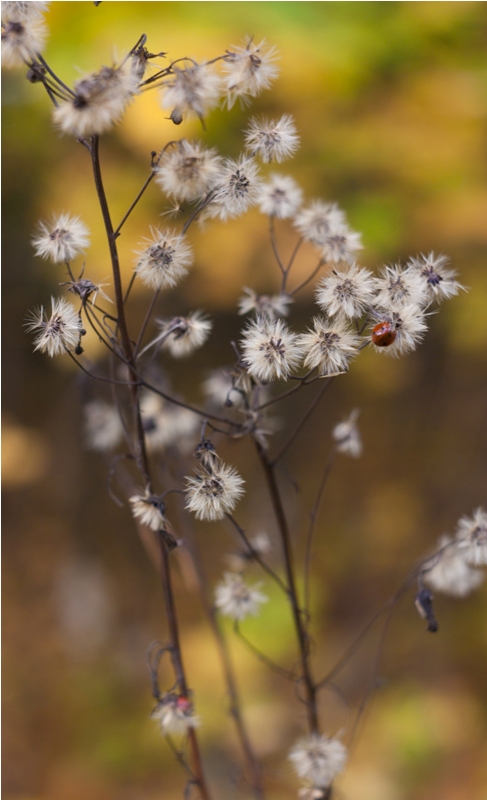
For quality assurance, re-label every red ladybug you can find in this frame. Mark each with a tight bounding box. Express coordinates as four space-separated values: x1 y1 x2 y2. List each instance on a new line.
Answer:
371 320 397 347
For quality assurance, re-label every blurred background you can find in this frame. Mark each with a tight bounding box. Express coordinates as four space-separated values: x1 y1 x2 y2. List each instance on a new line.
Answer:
2 2 487 799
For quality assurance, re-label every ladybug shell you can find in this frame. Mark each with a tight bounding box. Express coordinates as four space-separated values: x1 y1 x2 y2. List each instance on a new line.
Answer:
371 321 397 347
176 696 192 711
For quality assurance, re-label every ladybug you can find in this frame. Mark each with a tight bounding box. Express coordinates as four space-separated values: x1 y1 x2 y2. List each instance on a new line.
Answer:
371 320 397 347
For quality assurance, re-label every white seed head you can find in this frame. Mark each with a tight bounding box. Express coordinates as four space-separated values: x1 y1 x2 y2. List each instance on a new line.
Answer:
53 65 138 137
407 252 465 304
258 174 303 219
160 62 221 123
1 2 49 22
299 316 360 376
25 296 82 357
320 223 363 265
423 536 484 598
289 734 347 788
154 139 223 202
316 263 375 320
205 156 262 221
135 228 193 291
241 317 303 383
214 572 268 621
223 38 279 109
84 400 123 452
374 263 428 311
294 201 346 248
151 693 200 735
332 409 362 457
245 114 300 163
185 463 245 521
1 16 47 66
140 392 199 454
32 213 89 263
156 311 212 358
455 508 487 566
129 490 165 531
238 288 293 320
370 304 428 357
202 367 255 408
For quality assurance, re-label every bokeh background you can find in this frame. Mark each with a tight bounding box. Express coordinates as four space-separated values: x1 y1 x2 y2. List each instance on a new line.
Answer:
2 2 487 799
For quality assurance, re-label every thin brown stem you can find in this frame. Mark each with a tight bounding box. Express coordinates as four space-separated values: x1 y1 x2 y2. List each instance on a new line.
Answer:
303 448 336 619
289 258 325 297
254 441 319 733
270 378 333 465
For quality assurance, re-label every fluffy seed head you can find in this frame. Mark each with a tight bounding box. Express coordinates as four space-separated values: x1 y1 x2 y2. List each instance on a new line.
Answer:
223 38 279 108
289 734 348 788
140 392 199 454
155 311 212 358
53 65 138 137
25 296 82 357
185 463 245 521
374 263 428 311
455 508 487 566
316 263 375 320
1 2 49 22
407 252 465 304
151 693 199 735
369 304 427 357
258 174 303 219
160 62 221 123
332 409 363 457
423 536 484 597
1 16 47 66
84 400 123 452
32 213 89 263
294 201 346 248
205 156 262 221
245 114 300 163
214 572 268 621
154 139 223 202
299 316 360 376
129 490 166 531
135 228 193 291
241 317 303 382
238 288 292 320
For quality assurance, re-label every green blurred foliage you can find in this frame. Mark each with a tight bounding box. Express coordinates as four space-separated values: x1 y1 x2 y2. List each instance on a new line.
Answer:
2 3 487 800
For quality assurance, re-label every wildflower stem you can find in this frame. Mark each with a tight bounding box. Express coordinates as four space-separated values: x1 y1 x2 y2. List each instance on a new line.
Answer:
226 514 288 594
303 447 336 620
270 377 333 465
255 441 319 733
289 257 325 297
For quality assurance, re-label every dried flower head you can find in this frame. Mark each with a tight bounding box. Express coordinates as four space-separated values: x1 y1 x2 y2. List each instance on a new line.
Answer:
32 213 90 263
1 15 47 66
223 37 279 108
316 264 375 320
195 438 220 470
321 223 362 265
245 114 300 163
151 693 199 735
140 392 199 454
53 65 138 137
238 288 293 320
332 409 363 457
241 317 303 382
129 490 166 531
455 508 487 566
185 463 245 521
25 296 83 357
294 201 346 248
1 2 49 22
156 311 212 358
407 252 465 304
370 304 427 357
423 536 484 598
374 263 428 311
160 62 221 124
84 400 123 452
205 157 262 221
202 367 256 408
135 228 193 291
299 316 360 376
289 734 347 788
154 139 223 202
215 572 268 621
258 174 303 219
